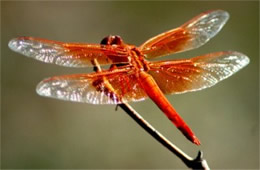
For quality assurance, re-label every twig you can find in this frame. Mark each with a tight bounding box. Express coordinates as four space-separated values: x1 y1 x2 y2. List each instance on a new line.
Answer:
119 103 210 170
91 59 210 170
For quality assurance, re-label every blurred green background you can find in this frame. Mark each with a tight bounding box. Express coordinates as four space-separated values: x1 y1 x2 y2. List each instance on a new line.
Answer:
1 1 259 169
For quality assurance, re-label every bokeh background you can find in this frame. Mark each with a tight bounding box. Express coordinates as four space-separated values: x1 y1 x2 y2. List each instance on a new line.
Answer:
1 1 259 169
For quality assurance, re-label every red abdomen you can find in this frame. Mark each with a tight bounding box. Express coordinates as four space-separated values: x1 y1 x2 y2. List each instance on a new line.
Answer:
138 71 200 145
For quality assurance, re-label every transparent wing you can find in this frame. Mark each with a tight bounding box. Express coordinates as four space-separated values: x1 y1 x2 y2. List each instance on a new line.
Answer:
148 51 249 94
9 37 130 67
139 10 229 58
36 68 147 104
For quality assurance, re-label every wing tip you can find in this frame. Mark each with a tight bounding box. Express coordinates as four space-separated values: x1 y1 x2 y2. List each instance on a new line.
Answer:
216 9 230 24
8 36 33 53
202 9 230 21
36 79 51 97
212 9 229 16
207 51 250 68
228 51 250 68
35 78 123 105
184 9 230 37
8 38 20 52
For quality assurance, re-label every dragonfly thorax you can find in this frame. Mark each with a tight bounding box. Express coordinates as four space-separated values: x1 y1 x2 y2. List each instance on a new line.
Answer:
100 35 150 71
130 47 150 71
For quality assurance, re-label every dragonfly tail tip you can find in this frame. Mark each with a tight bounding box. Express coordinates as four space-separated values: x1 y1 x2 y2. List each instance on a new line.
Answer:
193 137 201 146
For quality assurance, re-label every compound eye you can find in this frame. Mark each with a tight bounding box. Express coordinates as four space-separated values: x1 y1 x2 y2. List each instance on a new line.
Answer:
100 36 111 45
112 36 123 45
100 35 123 45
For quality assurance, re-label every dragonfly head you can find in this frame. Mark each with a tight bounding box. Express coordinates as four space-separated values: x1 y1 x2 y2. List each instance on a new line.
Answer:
100 35 124 46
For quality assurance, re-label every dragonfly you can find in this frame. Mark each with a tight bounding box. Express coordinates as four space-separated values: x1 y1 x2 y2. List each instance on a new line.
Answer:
9 10 249 145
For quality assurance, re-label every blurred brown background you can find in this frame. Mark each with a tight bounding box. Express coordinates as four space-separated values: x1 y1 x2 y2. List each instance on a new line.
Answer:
1 1 259 169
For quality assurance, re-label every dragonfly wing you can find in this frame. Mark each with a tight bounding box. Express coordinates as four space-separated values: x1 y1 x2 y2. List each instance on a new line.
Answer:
36 68 147 104
139 10 229 58
148 51 249 94
9 37 130 67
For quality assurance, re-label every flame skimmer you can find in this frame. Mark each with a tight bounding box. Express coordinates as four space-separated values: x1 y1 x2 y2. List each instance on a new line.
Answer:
9 10 249 145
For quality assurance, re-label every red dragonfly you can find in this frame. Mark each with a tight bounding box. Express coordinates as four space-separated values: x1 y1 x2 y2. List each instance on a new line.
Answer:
9 10 249 145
